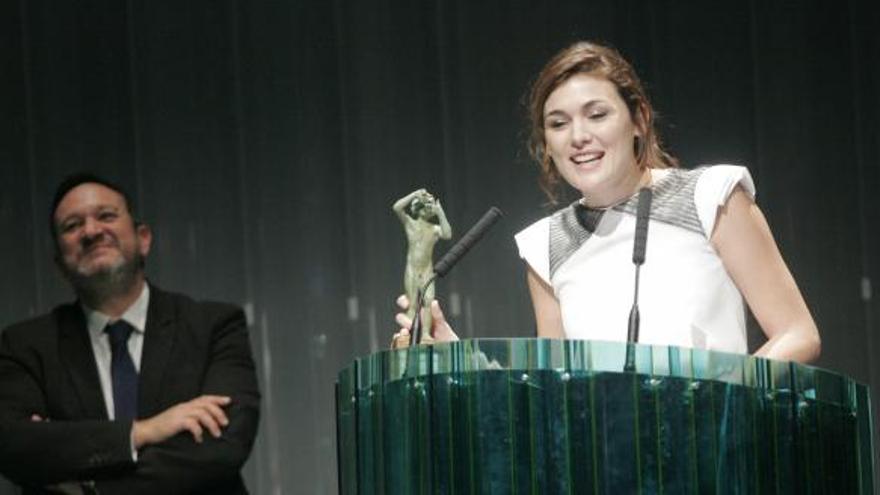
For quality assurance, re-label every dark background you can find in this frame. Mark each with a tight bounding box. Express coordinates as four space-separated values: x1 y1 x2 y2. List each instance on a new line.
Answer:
1 0 878 493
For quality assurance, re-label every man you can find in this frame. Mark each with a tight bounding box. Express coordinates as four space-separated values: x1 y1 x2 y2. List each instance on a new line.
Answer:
0 174 260 494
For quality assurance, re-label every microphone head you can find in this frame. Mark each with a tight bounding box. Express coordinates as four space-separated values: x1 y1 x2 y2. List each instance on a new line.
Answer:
632 188 652 265
636 188 652 220
433 207 503 278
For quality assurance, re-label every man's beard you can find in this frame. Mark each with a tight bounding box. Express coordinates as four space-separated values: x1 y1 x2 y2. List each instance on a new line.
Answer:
63 251 144 307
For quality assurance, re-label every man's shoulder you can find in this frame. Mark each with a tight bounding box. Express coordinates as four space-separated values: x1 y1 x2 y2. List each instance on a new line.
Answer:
0 302 80 346
149 286 245 326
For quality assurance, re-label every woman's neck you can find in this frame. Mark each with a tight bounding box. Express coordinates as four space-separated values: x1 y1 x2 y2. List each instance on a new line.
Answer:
581 167 652 209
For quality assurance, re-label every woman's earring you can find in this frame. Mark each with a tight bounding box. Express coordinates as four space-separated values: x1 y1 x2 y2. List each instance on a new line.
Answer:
634 135 645 161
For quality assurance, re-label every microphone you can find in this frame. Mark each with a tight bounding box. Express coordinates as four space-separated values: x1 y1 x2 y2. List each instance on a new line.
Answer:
632 188 652 265
410 206 503 347
433 207 503 277
625 188 652 371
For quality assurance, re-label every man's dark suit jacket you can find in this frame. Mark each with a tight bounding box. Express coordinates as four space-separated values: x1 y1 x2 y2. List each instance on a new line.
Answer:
0 286 260 494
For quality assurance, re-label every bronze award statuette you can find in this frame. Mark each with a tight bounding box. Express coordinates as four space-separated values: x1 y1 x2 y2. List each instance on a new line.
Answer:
392 189 451 348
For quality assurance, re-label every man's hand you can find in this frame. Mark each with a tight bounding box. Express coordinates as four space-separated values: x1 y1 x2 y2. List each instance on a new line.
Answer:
132 395 231 449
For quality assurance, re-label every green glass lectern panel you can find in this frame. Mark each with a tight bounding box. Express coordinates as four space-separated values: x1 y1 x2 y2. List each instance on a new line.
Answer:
336 339 874 494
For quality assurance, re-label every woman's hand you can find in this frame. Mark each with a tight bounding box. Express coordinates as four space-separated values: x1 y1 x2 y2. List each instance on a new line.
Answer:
392 295 459 348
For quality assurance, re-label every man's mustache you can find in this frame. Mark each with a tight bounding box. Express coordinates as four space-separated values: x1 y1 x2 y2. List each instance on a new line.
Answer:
80 235 119 253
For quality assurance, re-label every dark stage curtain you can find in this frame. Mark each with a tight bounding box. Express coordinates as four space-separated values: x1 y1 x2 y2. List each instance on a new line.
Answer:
1 1 878 492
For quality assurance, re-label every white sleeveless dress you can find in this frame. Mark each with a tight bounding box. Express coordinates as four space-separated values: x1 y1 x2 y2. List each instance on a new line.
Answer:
514 165 755 354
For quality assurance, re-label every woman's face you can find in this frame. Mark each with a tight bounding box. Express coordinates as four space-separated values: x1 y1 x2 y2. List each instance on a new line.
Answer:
543 73 642 206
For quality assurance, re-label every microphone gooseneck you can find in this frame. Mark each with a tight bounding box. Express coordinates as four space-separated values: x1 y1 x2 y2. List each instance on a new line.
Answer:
625 188 652 371
409 286 428 347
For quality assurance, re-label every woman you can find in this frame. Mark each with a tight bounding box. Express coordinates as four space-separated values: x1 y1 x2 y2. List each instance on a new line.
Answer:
396 41 819 363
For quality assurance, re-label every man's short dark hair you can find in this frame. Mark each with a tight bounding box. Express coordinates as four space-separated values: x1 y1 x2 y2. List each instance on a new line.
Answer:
49 173 138 241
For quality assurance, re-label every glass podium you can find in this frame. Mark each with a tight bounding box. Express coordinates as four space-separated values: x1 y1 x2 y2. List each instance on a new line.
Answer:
336 339 874 494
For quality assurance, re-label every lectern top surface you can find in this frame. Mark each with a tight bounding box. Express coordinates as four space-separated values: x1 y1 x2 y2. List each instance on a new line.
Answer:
340 339 864 410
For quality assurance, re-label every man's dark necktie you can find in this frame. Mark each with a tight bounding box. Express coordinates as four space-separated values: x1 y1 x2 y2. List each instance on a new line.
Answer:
105 320 138 421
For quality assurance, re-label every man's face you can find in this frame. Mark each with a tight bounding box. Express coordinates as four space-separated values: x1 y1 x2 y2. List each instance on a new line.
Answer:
53 183 151 282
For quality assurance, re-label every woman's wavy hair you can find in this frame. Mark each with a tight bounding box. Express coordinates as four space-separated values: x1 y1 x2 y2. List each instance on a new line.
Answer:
527 41 678 203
